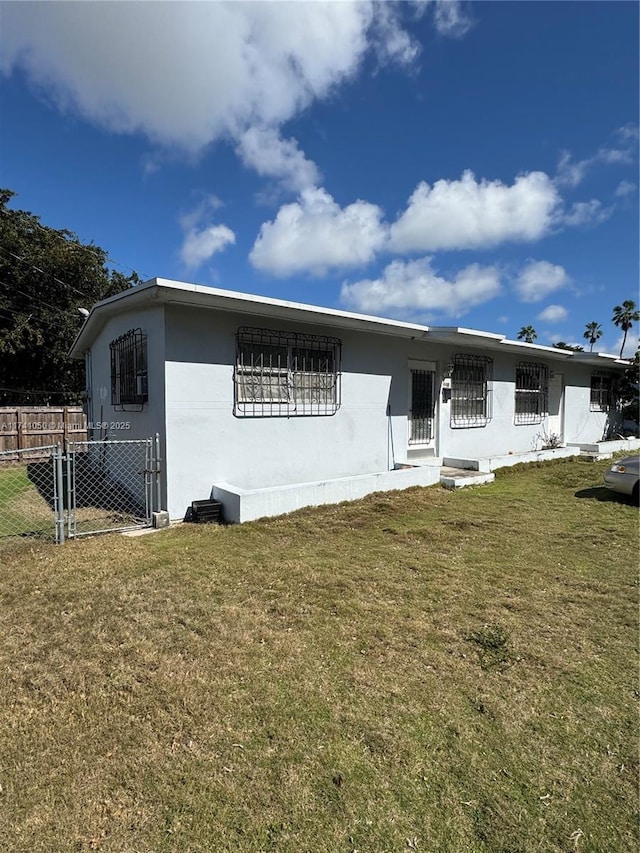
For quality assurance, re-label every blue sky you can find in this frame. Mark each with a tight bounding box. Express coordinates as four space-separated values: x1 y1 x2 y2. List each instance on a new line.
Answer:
1 1 638 355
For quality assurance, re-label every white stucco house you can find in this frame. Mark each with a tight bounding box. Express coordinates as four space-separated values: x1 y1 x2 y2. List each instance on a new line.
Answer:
70 278 631 523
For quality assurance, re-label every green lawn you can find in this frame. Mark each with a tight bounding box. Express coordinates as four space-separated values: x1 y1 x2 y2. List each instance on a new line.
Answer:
0 457 637 852
0 464 55 538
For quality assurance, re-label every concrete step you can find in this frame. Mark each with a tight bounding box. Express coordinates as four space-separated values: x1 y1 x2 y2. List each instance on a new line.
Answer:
440 467 495 490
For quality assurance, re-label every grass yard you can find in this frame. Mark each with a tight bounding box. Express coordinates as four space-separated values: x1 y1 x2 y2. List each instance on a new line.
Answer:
0 457 637 853
0 464 55 539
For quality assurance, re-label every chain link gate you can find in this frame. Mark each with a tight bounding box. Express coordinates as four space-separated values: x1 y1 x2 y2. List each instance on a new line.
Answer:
0 436 161 544
64 436 160 540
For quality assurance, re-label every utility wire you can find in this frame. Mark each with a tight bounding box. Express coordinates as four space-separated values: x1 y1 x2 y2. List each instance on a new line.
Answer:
0 304 81 334
0 385 81 398
0 275 78 317
0 246 90 300
0 206 151 281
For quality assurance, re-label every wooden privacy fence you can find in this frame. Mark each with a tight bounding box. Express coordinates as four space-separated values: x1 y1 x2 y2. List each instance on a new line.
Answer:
0 407 87 457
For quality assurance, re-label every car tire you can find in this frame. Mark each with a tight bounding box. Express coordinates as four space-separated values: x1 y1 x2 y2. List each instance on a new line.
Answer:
633 482 640 507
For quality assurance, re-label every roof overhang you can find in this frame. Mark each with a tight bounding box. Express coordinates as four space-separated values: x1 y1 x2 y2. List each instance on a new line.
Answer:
70 278 433 358
69 277 630 370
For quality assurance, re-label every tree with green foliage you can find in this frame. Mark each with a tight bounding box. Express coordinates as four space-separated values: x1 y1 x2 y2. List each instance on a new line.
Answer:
618 347 639 426
0 189 139 404
553 341 584 352
612 300 640 358
517 325 537 343
583 321 603 352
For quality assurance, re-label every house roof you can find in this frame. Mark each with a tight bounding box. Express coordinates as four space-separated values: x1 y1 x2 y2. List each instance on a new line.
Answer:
70 277 629 368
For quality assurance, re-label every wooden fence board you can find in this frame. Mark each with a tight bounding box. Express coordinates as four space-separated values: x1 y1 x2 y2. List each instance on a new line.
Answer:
0 407 87 455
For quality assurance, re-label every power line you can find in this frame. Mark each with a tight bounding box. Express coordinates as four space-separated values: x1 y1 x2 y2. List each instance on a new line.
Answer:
0 279 89 331
0 385 82 398
1 247 87 297
0 245 96 302
0 205 151 281
0 303 80 334
0 275 78 317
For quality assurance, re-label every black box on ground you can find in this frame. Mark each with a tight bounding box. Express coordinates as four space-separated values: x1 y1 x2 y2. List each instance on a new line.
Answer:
190 499 224 524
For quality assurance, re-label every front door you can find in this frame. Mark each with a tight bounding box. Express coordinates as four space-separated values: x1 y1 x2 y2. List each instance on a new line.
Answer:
409 362 436 450
548 373 565 440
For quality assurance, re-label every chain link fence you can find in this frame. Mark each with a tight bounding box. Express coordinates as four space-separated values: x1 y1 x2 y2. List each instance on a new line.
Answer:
0 446 59 542
0 437 160 544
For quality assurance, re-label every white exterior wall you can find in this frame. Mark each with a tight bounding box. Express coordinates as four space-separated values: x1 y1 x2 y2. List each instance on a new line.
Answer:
432 347 612 460
86 305 167 507
561 364 615 444
161 307 615 519
163 307 415 519
79 294 619 521
87 305 166 441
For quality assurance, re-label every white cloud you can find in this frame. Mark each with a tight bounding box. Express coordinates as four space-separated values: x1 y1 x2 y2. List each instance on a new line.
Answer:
615 180 637 198
537 304 568 323
236 127 319 193
389 170 561 252
555 130 638 188
432 0 473 38
178 195 235 268
179 194 224 233
0 1 418 154
613 332 640 360
180 224 235 269
340 257 501 316
250 187 387 277
615 124 639 143
555 151 588 189
515 260 569 303
371 1 421 65
559 199 611 227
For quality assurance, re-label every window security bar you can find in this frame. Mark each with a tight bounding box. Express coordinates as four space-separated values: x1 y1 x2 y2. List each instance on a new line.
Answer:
590 371 617 412
450 354 493 428
110 329 148 410
515 362 549 425
234 327 341 417
409 370 435 444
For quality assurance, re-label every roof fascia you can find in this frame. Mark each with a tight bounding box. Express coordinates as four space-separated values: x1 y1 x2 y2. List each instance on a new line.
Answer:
69 277 628 366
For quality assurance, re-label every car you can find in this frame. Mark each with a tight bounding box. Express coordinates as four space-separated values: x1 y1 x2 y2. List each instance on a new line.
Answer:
603 455 640 504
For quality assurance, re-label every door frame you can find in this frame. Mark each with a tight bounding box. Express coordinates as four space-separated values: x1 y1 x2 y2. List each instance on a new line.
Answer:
408 359 438 452
547 372 565 440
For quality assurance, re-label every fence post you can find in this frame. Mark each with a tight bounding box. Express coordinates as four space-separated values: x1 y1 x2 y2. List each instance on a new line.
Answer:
155 433 161 513
54 444 65 544
66 442 74 539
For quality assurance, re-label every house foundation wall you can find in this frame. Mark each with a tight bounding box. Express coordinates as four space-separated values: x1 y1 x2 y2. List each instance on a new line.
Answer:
212 466 441 524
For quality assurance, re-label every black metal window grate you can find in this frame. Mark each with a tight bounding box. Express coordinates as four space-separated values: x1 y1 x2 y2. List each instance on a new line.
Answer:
234 327 341 417
590 371 616 412
515 362 549 425
450 354 492 428
110 329 148 410
409 369 435 444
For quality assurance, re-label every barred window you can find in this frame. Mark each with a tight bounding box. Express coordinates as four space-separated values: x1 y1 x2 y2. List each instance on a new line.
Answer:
234 327 341 417
515 362 548 425
590 372 617 412
450 354 492 428
110 329 148 410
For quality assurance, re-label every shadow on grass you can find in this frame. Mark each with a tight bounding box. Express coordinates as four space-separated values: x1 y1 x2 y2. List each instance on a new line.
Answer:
26 458 144 516
575 486 635 505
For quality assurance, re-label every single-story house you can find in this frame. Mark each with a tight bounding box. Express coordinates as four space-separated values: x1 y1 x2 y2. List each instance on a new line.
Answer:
70 278 631 522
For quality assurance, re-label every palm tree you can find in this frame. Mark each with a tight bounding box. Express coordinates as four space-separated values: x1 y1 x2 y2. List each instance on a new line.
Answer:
583 321 603 352
612 300 640 358
517 325 537 343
